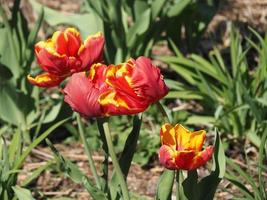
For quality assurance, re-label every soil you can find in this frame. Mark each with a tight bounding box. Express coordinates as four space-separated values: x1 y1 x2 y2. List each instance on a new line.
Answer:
17 143 234 200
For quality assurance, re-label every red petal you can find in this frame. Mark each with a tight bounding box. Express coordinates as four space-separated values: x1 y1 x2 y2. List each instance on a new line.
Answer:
174 146 213 170
174 150 196 170
132 56 169 103
63 72 103 118
99 90 149 116
189 146 214 170
35 47 69 76
88 63 108 89
159 145 177 170
78 32 105 70
65 28 82 56
54 31 69 55
27 73 63 88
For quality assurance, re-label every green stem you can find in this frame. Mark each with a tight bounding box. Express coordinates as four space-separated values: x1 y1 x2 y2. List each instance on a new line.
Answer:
76 114 101 189
33 108 47 140
176 170 180 200
176 170 185 200
156 102 171 123
100 118 130 200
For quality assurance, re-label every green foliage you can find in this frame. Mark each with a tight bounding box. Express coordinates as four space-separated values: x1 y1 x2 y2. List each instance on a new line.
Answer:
46 139 108 200
155 170 175 200
166 0 219 52
0 0 42 135
161 27 267 145
12 186 35 200
225 127 267 199
29 0 204 64
0 118 69 199
0 0 67 143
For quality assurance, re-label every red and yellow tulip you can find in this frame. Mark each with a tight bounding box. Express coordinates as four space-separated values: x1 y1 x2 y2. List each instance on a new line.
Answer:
63 56 168 117
159 123 213 170
27 28 105 87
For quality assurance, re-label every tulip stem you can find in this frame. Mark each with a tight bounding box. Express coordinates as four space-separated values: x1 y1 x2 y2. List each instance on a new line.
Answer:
176 170 185 200
156 102 172 123
100 118 130 200
76 114 101 189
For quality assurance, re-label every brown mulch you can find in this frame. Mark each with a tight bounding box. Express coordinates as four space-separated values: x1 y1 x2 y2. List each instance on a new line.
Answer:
18 142 236 200
18 143 163 199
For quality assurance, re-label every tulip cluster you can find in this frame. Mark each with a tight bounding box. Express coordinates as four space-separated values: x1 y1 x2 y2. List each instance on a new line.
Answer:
28 28 168 117
64 57 168 117
28 28 213 172
159 123 213 170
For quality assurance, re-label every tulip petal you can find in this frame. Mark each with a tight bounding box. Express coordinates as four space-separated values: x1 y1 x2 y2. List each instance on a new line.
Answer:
79 32 105 70
190 146 214 170
53 31 68 55
175 124 206 151
63 72 103 118
99 90 148 116
132 56 169 103
159 145 177 170
105 62 141 99
160 123 176 148
27 73 63 87
53 28 82 56
88 63 108 89
65 28 82 56
175 150 196 170
35 45 69 76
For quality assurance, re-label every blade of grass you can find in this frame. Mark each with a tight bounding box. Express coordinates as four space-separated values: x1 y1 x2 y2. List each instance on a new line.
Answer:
14 117 70 170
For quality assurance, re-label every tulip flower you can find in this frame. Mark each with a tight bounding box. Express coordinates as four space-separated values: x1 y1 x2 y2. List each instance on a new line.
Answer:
63 56 168 117
159 123 213 170
27 28 105 87
100 56 168 115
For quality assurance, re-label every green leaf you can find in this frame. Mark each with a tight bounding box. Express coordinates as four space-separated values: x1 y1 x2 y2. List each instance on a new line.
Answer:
118 114 142 176
21 161 53 187
8 129 21 165
182 170 198 200
82 177 108 200
167 0 191 18
126 9 151 48
14 117 70 170
258 127 267 199
0 6 21 78
12 186 35 200
211 129 225 178
224 172 254 199
29 0 102 38
133 0 150 21
25 7 44 62
185 116 215 126
226 159 261 199
156 169 175 200
0 63 13 80
110 114 142 199
47 140 107 200
27 7 44 48
0 82 34 127
151 0 167 20
166 91 204 100
43 102 62 123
